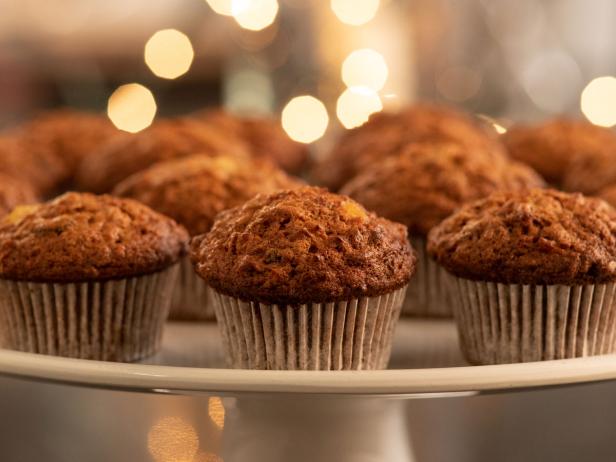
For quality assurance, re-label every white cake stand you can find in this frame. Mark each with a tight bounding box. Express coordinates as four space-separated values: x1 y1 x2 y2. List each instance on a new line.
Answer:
2 319 616 461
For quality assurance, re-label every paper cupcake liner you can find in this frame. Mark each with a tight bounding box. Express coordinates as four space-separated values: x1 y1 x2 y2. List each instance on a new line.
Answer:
401 236 451 317
210 286 408 370
447 273 616 364
0 265 178 362
169 257 215 321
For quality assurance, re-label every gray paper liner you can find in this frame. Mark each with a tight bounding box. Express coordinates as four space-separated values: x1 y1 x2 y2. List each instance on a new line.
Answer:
170 257 214 321
402 236 451 317
447 273 616 364
211 286 407 370
0 265 178 362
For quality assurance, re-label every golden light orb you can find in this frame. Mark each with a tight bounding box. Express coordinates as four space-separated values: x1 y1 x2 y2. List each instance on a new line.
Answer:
233 0 279 31
581 76 616 128
331 0 380 26
281 95 329 143
107 83 157 133
341 48 389 92
336 87 382 129
144 29 194 80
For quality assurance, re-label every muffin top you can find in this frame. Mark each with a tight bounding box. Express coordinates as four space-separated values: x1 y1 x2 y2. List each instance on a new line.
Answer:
191 186 416 304
428 189 616 285
0 135 67 195
313 103 506 191
199 110 309 174
113 154 302 235
598 184 616 209
0 174 38 217
17 109 119 176
0 192 188 282
340 142 544 236
562 147 616 195
502 118 616 186
75 117 250 193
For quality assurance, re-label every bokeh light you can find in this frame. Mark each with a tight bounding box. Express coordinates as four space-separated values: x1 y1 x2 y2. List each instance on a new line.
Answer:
107 83 157 133
144 29 194 80
208 397 225 430
581 76 616 127
281 95 329 143
205 0 234 15
233 0 279 31
341 49 388 91
336 87 382 129
147 417 199 462
331 0 380 26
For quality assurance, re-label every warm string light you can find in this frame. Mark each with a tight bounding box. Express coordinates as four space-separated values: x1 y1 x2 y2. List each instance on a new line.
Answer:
581 76 616 128
341 49 388 91
205 0 234 16
232 0 279 31
107 83 157 133
144 29 194 80
282 96 329 143
336 86 382 129
331 0 380 26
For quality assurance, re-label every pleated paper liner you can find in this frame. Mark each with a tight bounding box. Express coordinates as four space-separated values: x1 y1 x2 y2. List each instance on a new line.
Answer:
446 273 616 365
211 286 407 370
402 236 451 317
0 265 178 362
169 256 214 321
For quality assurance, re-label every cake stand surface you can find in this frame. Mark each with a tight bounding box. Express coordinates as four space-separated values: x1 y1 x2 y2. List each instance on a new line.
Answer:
1 319 616 462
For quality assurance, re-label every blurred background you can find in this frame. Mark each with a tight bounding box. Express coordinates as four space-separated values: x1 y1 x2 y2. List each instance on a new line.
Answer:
3 0 616 147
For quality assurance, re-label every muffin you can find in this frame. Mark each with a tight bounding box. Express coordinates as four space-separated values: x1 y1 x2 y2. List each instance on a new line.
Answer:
75 117 250 193
0 135 68 196
428 188 616 364
341 142 545 317
562 146 616 195
502 118 616 186
191 186 416 370
598 184 616 208
0 192 188 361
16 109 119 182
198 110 309 174
113 154 302 321
313 103 506 191
0 174 38 217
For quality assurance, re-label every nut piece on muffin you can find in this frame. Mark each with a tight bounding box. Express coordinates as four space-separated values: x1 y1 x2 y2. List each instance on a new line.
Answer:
340 142 545 316
191 186 416 370
113 154 302 320
502 118 616 187
0 174 38 217
75 117 250 193
313 103 506 191
0 192 189 361
197 109 309 174
16 109 119 181
428 188 616 364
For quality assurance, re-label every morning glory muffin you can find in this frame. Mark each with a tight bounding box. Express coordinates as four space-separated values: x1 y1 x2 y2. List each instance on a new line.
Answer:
113 154 302 320
313 103 506 191
340 142 544 317
0 174 38 217
0 192 188 362
16 108 119 182
502 118 616 187
191 186 416 370
198 109 309 174
75 117 250 193
0 135 67 196
428 188 616 365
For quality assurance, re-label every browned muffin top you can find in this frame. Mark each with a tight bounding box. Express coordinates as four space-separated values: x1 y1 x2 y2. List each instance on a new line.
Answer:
113 154 302 235
313 103 506 191
17 109 119 176
75 117 250 193
0 135 67 195
191 186 416 304
0 174 38 217
340 143 545 236
198 110 309 174
428 189 616 285
598 184 616 209
502 118 616 186
562 145 616 195
0 192 188 282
